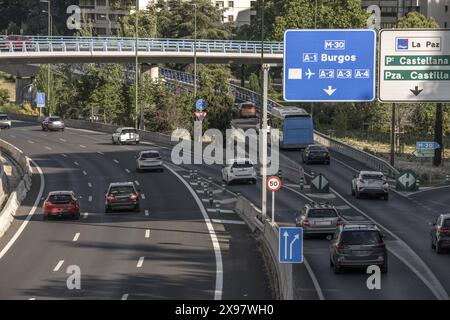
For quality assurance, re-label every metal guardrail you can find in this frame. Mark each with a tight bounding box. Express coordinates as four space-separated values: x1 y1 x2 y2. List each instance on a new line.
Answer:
159 67 400 177
0 36 283 55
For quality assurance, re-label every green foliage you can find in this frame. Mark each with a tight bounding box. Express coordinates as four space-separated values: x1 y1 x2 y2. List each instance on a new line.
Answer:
396 11 439 28
0 102 19 114
248 73 261 93
0 88 10 106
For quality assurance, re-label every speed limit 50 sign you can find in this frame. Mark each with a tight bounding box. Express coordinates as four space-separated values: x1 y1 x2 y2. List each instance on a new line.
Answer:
267 176 282 192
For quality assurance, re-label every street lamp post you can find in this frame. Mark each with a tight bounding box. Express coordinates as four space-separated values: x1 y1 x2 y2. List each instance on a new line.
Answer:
193 2 198 100
40 0 52 116
135 0 140 129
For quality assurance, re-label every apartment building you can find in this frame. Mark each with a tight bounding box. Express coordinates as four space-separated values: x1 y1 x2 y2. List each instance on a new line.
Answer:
361 0 450 28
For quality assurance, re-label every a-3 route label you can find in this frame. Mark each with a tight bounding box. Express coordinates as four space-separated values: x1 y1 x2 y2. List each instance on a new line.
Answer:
283 29 376 102
379 29 450 102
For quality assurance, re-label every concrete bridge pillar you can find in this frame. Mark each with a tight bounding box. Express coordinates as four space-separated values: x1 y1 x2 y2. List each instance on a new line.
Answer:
141 63 159 81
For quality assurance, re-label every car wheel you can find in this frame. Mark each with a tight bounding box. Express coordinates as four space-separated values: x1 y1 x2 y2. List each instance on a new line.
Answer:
136 141 140 145
436 242 443 254
351 187 355 196
136 167 141 173
61 128 65 132
159 168 164 172
330 258 334 268
334 263 343 274
431 238 436 249
134 204 140 212
74 213 80 220
355 191 361 199
384 194 389 201
105 206 111 214
42 215 48 221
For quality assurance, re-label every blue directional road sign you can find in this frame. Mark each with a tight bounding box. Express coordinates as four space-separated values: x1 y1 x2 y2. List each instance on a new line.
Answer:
279 227 303 264
37 92 46 108
283 29 376 102
196 99 206 111
416 141 440 150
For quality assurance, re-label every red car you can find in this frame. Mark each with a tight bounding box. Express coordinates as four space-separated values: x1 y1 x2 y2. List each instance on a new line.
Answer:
43 191 80 220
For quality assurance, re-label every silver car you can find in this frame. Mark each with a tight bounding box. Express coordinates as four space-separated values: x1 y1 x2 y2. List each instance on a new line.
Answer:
112 127 140 145
0 114 11 129
351 171 389 200
42 116 65 131
296 202 343 236
136 150 163 172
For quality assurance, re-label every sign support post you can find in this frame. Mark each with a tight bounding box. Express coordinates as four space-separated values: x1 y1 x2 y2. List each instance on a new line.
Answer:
266 175 282 224
261 64 270 220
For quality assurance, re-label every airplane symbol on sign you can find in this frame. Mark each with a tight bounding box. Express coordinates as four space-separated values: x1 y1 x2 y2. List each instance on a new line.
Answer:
305 68 315 80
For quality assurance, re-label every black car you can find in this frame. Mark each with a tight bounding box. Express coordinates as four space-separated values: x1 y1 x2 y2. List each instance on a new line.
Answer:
431 214 450 254
329 223 388 274
105 182 140 213
302 145 330 164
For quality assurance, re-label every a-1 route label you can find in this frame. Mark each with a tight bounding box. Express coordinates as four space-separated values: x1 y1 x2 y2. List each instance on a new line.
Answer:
283 29 376 102
379 29 450 102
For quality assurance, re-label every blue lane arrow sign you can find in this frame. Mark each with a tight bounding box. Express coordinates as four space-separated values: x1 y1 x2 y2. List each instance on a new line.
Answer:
279 227 303 264
416 141 440 150
196 99 206 111
37 92 46 108
283 29 376 102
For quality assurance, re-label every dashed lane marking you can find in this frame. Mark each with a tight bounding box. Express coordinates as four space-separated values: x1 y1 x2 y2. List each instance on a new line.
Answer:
211 219 245 225
53 260 64 272
72 233 80 242
137 257 145 268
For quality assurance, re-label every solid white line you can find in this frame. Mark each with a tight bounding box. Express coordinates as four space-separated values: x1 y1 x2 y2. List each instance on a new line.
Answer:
0 157 45 260
72 233 80 242
53 260 64 272
145 210 149 216
141 194 146 200
59 138 67 142
164 164 223 300
121 294 129 300
135 180 140 186
88 196 92 202
137 256 145 268
303 258 325 300
79 145 87 148
83 171 87 176
88 182 92 188
145 230 150 238
113 159 119 164
211 219 245 225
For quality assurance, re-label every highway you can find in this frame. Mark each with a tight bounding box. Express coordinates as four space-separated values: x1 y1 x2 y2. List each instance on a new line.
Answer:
0 120 273 300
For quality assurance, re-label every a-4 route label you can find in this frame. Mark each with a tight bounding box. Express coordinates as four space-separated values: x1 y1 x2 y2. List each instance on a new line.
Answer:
379 29 450 102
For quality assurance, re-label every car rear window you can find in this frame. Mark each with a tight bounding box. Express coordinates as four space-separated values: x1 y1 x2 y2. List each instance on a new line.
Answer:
109 186 135 195
122 129 137 134
49 194 72 204
0 116 8 120
443 219 450 227
362 174 384 180
308 209 337 218
232 162 253 169
49 117 61 121
141 152 160 159
341 230 382 246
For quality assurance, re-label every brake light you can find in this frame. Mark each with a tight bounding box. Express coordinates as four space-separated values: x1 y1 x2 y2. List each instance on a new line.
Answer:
302 219 310 227
129 193 138 200
106 194 114 201
336 242 345 251
438 227 450 233
44 200 53 210
336 218 343 226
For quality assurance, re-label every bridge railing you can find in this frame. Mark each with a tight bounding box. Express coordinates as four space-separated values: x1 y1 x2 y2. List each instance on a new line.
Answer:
0 36 284 54
159 67 400 177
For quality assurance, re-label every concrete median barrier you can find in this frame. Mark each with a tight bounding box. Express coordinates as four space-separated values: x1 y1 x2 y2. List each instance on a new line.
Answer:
0 139 33 239
235 195 293 300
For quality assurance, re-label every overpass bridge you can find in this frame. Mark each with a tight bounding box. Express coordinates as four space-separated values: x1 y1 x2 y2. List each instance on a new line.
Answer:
0 36 283 65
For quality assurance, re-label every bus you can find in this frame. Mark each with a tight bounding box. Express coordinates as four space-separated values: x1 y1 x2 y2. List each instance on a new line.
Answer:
270 107 314 149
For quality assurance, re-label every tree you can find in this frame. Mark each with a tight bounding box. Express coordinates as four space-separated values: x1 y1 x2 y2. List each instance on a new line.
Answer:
0 88 9 106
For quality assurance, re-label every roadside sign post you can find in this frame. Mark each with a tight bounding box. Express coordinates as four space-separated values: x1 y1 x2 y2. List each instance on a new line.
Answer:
279 227 303 264
413 142 440 184
379 29 450 102
283 29 376 102
37 92 45 117
267 176 282 224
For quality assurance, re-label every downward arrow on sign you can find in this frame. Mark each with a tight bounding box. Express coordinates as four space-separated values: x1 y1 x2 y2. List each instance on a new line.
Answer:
323 86 337 96
410 86 423 96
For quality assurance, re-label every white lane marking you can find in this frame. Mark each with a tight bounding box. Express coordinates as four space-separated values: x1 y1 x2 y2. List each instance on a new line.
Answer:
0 157 45 260
82 171 88 176
145 230 150 238
306 193 336 199
27 140 34 144
61 153 68 158
141 194 146 200
83 213 89 219
28 298 36 300
97 152 105 156
145 210 149 216
113 159 119 164
79 145 87 148
211 219 245 225
53 260 64 272
137 256 145 268
303 258 325 301
207 209 234 214
88 182 92 188
40 133 47 137
164 164 223 300
72 233 80 242
125 169 131 174
88 196 93 202
121 294 129 300
44 146 52 151
135 180 140 186
74 161 79 166
59 138 67 143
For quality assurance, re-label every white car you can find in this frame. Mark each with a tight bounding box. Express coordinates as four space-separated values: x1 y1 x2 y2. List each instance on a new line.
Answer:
112 127 140 145
222 159 257 185
351 171 389 200
0 114 11 129
136 150 163 172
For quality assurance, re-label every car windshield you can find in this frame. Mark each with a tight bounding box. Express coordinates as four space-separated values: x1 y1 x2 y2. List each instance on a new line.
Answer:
0 115 8 120
443 219 450 227
362 174 383 180
122 129 137 134
341 230 382 246
308 209 337 218
141 152 160 159
49 194 72 204
309 147 327 153
110 186 134 195
232 162 253 169
49 117 61 122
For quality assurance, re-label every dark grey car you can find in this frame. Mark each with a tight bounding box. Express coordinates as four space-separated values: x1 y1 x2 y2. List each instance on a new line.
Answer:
430 214 450 254
105 182 140 213
329 224 388 274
